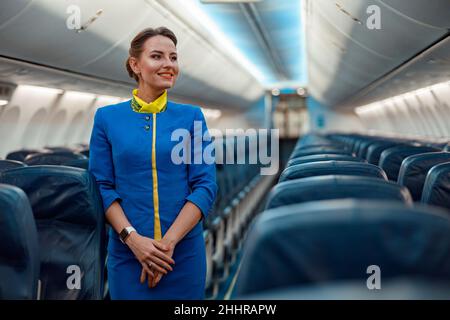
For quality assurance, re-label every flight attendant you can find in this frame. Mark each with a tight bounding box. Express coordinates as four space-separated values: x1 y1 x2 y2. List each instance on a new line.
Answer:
88 27 217 299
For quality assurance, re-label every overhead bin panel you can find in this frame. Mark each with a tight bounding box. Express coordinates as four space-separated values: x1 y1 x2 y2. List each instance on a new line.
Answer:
0 0 264 108
345 37 450 108
317 0 446 60
0 0 151 69
306 0 449 107
379 0 450 28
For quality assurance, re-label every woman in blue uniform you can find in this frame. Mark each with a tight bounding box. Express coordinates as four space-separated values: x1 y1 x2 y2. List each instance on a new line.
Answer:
88 27 217 300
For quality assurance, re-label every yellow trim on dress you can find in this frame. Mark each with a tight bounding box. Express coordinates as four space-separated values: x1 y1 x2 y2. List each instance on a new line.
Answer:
151 112 162 240
131 89 164 240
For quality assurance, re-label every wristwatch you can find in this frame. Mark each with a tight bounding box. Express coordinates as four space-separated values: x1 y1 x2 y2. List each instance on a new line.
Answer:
119 226 136 244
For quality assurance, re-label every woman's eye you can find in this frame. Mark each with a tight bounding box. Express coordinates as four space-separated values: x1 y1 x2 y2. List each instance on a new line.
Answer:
171 56 178 61
151 54 161 59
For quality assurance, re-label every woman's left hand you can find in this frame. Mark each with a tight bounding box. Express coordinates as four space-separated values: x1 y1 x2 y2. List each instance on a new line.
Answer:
141 238 175 288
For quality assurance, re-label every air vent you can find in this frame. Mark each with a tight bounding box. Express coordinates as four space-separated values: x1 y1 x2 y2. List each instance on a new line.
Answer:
0 82 17 107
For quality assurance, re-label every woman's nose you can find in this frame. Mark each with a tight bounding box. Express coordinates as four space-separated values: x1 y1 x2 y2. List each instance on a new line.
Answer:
162 56 176 68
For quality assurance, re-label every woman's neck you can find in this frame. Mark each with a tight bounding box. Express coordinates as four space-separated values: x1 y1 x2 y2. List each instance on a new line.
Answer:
136 83 164 103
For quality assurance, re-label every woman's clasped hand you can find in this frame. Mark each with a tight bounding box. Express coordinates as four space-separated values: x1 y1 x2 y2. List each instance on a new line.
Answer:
125 232 175 287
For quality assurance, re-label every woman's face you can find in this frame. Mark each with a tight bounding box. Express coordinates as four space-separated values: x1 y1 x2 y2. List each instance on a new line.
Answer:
132 35 179 91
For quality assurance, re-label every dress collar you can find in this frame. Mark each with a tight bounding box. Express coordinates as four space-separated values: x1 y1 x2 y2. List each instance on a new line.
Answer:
131 89 167 113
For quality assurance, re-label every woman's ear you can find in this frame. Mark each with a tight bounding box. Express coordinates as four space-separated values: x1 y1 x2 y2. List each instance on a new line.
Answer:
129 56 140 76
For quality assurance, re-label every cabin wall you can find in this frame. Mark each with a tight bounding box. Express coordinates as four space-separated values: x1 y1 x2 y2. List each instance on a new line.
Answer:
0 85 122 158
0 84 263 158
306 96 365 133
355 81 450 139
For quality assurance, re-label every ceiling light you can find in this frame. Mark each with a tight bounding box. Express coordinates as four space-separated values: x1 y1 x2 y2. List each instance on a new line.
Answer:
0 99 8 106
201 108 222 120
65 91 97 99
19 85 63 95
172 0 266 83
200 0 261 2
297 88 306 96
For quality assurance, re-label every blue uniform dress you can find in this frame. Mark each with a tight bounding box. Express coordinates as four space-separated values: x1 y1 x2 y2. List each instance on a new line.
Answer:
88 98 217 300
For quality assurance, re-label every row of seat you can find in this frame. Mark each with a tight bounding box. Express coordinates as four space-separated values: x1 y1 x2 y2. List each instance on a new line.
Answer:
0 136 274 299
233 133 450 299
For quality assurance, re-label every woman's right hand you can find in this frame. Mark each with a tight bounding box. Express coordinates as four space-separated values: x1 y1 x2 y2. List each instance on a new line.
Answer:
125 232 175 275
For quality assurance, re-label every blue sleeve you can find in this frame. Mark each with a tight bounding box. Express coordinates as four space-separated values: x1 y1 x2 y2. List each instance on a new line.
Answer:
185 108 218 219
88 108 122 212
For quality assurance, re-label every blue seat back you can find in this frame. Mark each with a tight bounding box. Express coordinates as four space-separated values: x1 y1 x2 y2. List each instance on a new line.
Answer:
235 199 450 296
0 184 40 300
366 141 403 165
290 147 353 160
24 151 87 166
398 152 450 201
379 145 439 181
266 175 412 210
0 166 106 300
6 149 42 162
279 161 387 183
286 154 364 167
0 159 27 173
422 162 450 210
64 158 89 170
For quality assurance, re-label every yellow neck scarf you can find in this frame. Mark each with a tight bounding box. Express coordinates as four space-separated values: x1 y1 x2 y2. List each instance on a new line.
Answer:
132 89 167 113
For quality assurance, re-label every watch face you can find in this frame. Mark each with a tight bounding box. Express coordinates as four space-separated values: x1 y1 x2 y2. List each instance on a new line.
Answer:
119 228 129 242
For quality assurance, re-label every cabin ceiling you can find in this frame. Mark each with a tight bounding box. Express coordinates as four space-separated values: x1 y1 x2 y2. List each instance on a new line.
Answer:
0 0 449 112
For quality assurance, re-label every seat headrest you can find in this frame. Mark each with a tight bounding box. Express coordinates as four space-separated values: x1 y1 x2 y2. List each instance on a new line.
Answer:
235 199 450 296
0 165 102 225
266 175 412 210
6 149 42 162
398 152 450 201
0 160 27 173
379 145 440 181
279 161 387 183
294 135 333 149
422 162 450 210
24 151 87 166
291 147 353 160
0 184 39 299
286 154 364 168
236 278 450 300
64 158 89 170
366 142 402 165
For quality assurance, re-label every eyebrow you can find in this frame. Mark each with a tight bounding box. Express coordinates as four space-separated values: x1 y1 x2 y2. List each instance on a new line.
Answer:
150 50 177 55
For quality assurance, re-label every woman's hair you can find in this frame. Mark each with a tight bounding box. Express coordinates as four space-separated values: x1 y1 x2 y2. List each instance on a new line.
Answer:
125 27 178 82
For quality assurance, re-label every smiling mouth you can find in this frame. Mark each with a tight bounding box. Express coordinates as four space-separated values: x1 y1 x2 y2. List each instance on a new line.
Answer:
158 72 174 79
